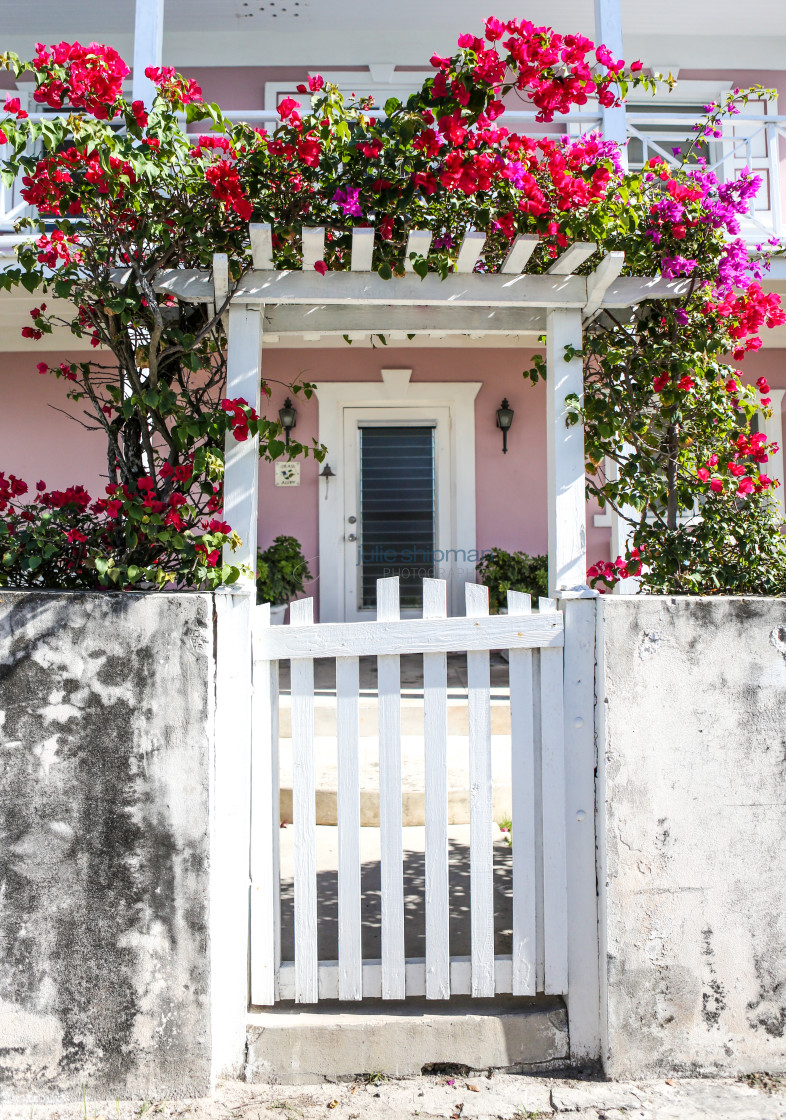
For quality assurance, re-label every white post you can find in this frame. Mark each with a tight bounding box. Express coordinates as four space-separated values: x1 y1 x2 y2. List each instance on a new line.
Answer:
546 309 587 596
559 592 601 1063
223 299 263 582
594 0 628 166
212 589 255 1077
212 297 263 1063
132 0 165 107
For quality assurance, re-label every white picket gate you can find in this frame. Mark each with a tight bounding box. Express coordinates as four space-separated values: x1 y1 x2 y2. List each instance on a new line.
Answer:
249 575 568 1005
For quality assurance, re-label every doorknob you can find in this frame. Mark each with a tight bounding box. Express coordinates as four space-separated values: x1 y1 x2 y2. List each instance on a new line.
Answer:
346 533 357 542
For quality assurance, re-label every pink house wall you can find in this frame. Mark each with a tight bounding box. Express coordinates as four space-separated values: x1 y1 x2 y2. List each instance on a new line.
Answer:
256 347 550 604
0 351 106 494
2 342 785 603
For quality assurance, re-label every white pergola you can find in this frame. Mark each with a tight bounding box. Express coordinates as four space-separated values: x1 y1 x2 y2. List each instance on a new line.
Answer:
156 223 686 597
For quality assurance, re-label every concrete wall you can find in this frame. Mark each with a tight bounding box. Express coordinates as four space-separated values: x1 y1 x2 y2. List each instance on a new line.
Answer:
597 596 786 1079
0 591 216 1102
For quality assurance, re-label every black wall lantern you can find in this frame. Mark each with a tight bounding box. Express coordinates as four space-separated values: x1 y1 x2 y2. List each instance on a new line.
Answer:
278 397 297 446
496 398 515 454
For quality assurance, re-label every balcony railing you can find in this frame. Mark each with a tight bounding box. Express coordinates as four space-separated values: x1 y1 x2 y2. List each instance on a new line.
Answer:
2 109 784 244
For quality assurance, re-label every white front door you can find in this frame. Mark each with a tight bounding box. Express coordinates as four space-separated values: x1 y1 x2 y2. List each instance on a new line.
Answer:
342 406 452 621
315 375 480 623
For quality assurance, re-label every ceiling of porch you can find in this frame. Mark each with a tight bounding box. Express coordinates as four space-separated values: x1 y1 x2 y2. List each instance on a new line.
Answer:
0 0 784 71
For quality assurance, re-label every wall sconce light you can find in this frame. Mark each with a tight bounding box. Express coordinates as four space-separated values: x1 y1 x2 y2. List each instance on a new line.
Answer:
496 398 515 454
278 397 297 446
319 462 335 499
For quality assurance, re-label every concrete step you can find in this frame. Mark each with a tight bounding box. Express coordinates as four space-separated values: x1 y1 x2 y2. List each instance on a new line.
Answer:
245 997 568 1083
278 731 513 827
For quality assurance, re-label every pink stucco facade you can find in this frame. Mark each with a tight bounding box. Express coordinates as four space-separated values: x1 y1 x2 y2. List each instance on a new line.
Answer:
3 342 785 608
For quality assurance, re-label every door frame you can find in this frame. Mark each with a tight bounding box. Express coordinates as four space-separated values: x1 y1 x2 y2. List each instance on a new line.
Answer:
315 370 481 621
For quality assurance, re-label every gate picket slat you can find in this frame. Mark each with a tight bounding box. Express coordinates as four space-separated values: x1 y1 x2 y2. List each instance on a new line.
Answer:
290 596 318 1004
538 597 568 995
507 591 536 996
336 655 362 1000
250 604 276 1006
377 577 406 999
465 582 495 998
423 578 450 999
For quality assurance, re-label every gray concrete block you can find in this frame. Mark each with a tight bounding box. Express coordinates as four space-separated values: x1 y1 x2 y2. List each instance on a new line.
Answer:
245 999 568 1083
0 591 215 1102
598 596 786 1080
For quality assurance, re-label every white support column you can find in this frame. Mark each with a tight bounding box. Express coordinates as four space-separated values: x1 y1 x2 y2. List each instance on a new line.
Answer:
132 0 165 107
223 300 263 581
559 592 601 1063
594 0 628 165
212 587 255 1078
546 309 587 597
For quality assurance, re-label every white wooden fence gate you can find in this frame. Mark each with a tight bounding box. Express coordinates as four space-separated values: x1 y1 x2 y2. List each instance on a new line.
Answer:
250 575 568 1005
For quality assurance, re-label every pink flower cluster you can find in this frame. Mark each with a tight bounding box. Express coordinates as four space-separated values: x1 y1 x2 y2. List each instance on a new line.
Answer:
31 41 129 118
221 397 260 441
144 66 202 105
432 16 640 123
588 547 643 588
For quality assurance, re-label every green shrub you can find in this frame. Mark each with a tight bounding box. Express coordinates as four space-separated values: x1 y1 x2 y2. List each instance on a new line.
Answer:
256 535 312 606
476 548 549 613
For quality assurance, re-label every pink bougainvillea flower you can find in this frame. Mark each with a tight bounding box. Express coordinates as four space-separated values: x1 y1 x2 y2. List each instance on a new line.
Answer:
710 478 724 493
314 260 328 275
4 96 28 119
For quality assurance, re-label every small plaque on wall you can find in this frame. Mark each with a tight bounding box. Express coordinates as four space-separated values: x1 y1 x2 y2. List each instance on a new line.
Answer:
275 462 301 487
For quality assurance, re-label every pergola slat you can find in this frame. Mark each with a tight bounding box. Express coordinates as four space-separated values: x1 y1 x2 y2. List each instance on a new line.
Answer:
455 230 487 274
212 252 229 310
584 251 625 318
548 241 598 276
302 226 326 271
404 229 433 271
501 234 539 275
350 227 375 272
250 223 274 270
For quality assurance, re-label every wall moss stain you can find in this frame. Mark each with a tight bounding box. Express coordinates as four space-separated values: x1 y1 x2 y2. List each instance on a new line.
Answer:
0 592 214 1101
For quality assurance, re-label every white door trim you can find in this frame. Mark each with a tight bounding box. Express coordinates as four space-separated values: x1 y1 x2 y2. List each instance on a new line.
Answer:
315 370 481 621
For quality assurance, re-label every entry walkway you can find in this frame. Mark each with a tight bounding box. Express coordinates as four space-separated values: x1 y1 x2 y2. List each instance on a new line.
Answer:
13 1073 786 1118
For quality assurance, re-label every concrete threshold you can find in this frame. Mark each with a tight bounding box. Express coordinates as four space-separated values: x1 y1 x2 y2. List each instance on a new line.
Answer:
245 996 568 1084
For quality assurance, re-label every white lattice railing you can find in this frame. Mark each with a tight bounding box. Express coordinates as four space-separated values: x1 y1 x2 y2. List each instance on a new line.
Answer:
250 575 568 1004
4 108 784 243
625 111 785 241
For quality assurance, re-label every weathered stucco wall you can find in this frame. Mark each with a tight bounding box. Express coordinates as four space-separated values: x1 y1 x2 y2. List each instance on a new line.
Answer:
598 596 786 1079
0 592 215 1101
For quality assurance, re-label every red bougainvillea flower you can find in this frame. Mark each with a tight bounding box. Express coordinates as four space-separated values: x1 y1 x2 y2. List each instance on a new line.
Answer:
4 96 28 119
